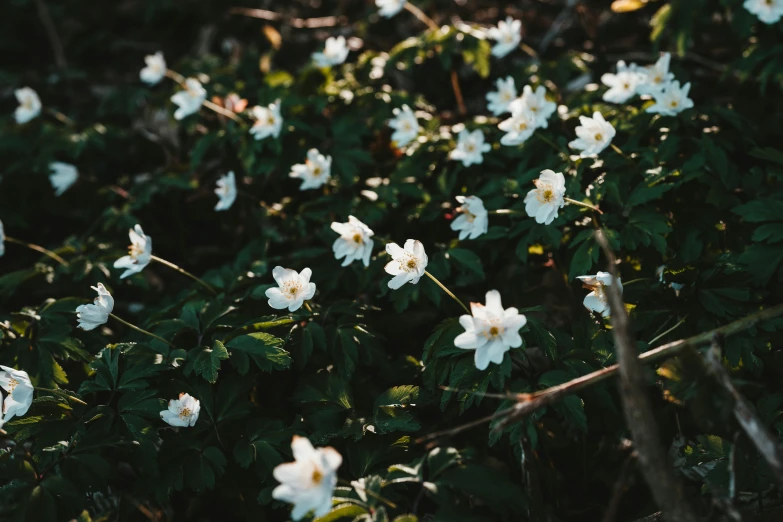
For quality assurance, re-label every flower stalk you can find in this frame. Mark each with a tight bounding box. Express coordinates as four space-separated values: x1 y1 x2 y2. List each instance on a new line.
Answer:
4 236 70 267
150 255 217 295
424 271 470 314
564 197 603 215
403 2 439 32
110 313 173 347
34 387 87 405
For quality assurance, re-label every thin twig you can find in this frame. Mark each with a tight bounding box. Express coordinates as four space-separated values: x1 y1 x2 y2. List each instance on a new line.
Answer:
403 2 439 32
706 334 783 489
227 7 347 28
595 229 699 522
648 315 687 345
450 70 467 115
34 0 67 70
5 236 70 267
564 197 603 215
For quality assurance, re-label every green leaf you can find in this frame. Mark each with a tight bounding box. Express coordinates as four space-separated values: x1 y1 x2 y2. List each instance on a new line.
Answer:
226 333 291 372
184 341 230 383
447 248 484 278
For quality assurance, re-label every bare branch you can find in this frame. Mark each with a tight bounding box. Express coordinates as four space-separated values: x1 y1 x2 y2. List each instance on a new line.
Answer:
706 334 783 489
595 229 699 522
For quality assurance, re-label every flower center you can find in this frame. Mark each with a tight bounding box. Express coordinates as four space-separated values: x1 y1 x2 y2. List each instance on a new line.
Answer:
313 167 322 176
465 143 475 153
489 326 500 337
516 121 528 132
22 98 33 109
179 407 191 419
670 100 679 108
129 243 144 259
594 133 603 141
282 281 302 297
352 233 363 244
623 83 630 90
312 469 323 484
542 189 554 202
8 378 18 392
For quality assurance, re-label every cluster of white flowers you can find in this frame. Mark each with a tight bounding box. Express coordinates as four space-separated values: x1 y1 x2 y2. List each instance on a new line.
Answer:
602 54 694 116
498 85 557 146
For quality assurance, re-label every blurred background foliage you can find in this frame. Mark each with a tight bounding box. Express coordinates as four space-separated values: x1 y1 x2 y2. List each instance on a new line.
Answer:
1 0 783 521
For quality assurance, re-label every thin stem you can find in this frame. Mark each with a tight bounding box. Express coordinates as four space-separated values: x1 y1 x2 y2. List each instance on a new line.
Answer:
150 255 217 295
110 313 173 347
303 302 314 313
489 209 521 215
5 236 70 267
536 133 566 155
202 99 246 126
165 69 187 87
648 316 687 346
223 318 295 343
45 108 75 127
35 387 87 406
403 2 439 32
424 271 470 315
610 143 634 163
564 197 604 215
450 70 467 115
338 479 398 509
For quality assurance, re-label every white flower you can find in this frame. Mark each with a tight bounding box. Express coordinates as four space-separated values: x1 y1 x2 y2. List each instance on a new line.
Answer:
486 76 517 116
214 171 237 211
0 220 5 257
14 87 41 124
744 0 783 24
160 393 200 427
376 0 406 18
48 162 78 196
384 240 428 289
487 17 522 58
389 105 419 148
637 53 674 95
568 112 616 158
290 149 332 190
265 267 316 312
0 366 33 427
524 169 566 225
449 129 491 167
601 61 645 103
516 85 557 129
451 196 488 240
273 436 342 521
330 216 374 267
646 81 694 117
170 78 206 120
249 100 283 141
312 36 349 68
75 283 114 331
577 272 623 317
498 105 538 146
454 290 527 371
114 225 153 279
140 51 166 85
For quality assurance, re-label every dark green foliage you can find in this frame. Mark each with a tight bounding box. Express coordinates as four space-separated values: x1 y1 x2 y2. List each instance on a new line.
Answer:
1 1 783 521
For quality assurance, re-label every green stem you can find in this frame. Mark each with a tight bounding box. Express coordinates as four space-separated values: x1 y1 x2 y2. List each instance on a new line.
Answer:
338 479 398 509
424 271 470 315
110 313 173 347
564 197 603 215
150 255 217 295
611 143 634 162
46 107 75 127
489 209 521 215
536 133 566 155
34 387 87 406
403 2 439 32
648 316 688 346
623 277 652 286
223 318 295 343
5 236 70 267
303 302 314 313
202 99 247 126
